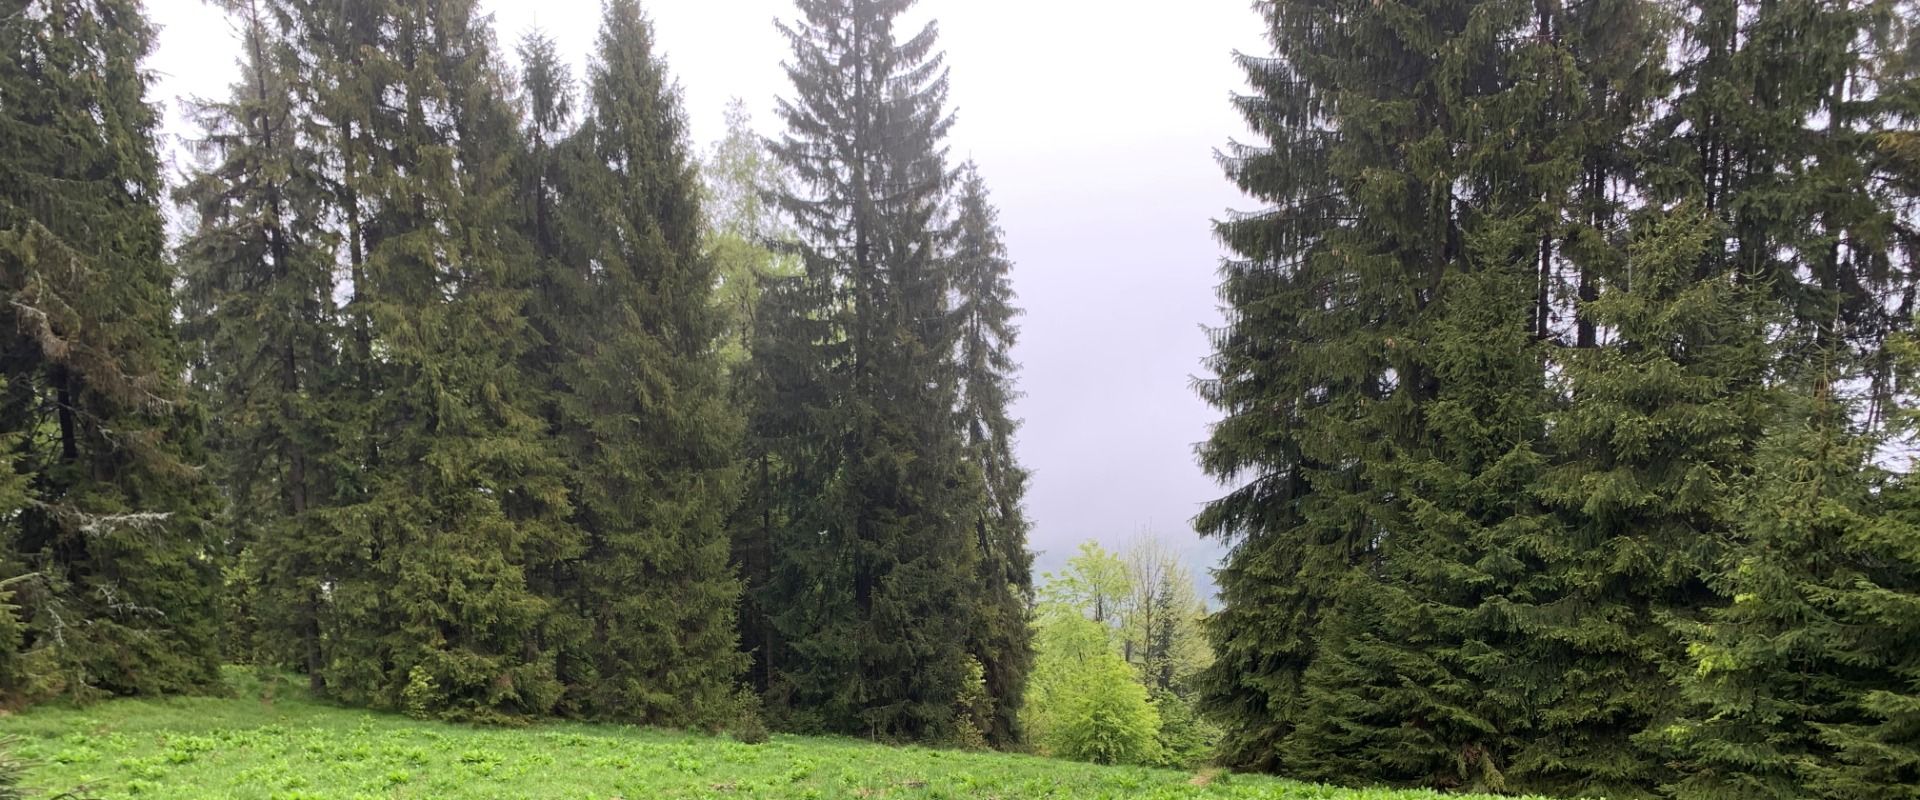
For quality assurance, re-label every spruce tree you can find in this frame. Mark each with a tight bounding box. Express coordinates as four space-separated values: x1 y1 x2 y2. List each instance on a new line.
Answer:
759 0 984 740
1813 456 1920 799
712 107 803 706
176 0 351 682
535 0 746 725
273 0 571 721
733 263 833 711
1663 382 1908 800
1655 0 1916 371
1197 0 1696 790
1200 0 1917 794
507 28 598 716
1656 4 1920 795
0 0 220 702
949 163 1034 746
1524 208 1776 797
1288 0 1673 790
1196 0 1532 780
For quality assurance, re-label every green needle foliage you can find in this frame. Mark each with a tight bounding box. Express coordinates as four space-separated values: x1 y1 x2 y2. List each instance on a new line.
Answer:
529 0 748 727
0 0 220 703
951 163 1035 748
323 0 571 722
1201 0 1918 796
175 0 354 683
1525 208 1777 797
740 0 1032 745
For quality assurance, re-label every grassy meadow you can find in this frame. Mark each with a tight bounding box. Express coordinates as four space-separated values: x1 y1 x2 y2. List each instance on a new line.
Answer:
1 671 1561 800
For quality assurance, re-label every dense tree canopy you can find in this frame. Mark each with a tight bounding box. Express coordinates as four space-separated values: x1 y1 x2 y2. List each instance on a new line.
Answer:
1200 0 1920 797
0 0 220 704
169 0 765 726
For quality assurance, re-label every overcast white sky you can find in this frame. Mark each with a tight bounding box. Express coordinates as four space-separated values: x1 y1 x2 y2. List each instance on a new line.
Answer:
142 0 1265 591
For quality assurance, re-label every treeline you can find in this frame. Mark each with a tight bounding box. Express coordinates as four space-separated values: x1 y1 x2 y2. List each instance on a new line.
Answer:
0 0 1031 745
1202 0 1919 798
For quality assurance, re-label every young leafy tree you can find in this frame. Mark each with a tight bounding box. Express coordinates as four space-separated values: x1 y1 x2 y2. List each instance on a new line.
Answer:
1134 551 1210 695
1026 597 1161 765
1040 542 1130 631
541 0 746 725
176 0 350 683
0 0 220 703
703 100 797 370
949 163 1034 746
760 0 984 741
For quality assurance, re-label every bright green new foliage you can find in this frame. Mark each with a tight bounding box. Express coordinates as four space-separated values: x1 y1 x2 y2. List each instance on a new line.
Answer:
1029 609 1162 766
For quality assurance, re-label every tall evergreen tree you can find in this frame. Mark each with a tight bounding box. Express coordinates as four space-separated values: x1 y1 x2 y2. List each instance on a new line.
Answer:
732 260 833 711
1197 0 1680 791
531 0 746 725
949 163 1033 746
1813 437 1920 799
1656 0 1918 377
756 0 984 741
1522 208 1776 798
1658 4 1920 797
176 0 351 682
1195 0 1528 780
1345 0 1667 791
0 0 220 702
507 28 593 716
271 0 571 721
1663 380 1914 800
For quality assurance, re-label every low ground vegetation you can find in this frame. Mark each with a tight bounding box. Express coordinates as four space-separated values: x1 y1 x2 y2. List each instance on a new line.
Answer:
0 671 1558 800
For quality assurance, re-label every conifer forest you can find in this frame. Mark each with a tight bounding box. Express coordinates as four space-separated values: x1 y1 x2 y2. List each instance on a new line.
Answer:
1 0 1918 798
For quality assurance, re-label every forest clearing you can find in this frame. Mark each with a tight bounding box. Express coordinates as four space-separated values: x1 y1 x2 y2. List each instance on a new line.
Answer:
1 671 1551 800
3 0 1915 796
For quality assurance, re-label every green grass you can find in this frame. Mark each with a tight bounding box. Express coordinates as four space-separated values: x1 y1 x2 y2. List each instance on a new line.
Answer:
2 670 1549 800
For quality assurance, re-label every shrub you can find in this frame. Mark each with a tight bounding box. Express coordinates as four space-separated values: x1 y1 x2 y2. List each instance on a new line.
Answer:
950 657 992 750
1026 608 1162 765
725 688 771 745
1148 688 1219 769
1052 669 1160 765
